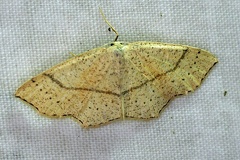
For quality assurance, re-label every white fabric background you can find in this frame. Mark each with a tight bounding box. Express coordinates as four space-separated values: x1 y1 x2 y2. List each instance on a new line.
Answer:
1 0 239 159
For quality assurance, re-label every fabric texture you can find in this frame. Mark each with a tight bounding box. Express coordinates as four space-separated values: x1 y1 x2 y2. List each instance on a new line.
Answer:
1 0 239 159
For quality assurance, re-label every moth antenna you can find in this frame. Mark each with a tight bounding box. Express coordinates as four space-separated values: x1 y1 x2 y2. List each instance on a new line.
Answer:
99 7 119 42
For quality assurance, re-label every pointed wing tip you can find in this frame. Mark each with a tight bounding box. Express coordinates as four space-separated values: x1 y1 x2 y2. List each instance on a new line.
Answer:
15 88 22 98
213 55 219 63
15 84 27 97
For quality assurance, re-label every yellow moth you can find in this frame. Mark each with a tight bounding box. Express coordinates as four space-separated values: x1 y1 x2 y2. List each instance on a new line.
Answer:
15 9 218 128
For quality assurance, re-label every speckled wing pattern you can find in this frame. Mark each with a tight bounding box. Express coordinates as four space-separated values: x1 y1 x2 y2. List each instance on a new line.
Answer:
15 41 218 127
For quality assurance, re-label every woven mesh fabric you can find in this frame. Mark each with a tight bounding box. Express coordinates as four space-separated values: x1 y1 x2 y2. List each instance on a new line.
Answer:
1 0 239 159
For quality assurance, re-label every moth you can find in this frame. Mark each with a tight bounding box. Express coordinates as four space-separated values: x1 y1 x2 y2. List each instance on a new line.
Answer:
15 9 218 127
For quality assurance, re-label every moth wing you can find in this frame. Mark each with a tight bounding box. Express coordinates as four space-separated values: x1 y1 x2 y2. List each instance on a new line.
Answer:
123 42 218 118
15 47 122 127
